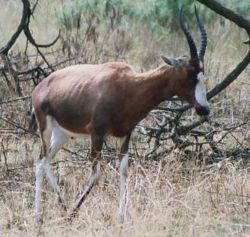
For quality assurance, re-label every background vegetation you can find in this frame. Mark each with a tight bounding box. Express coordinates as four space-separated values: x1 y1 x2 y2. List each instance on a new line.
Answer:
0 0 249 236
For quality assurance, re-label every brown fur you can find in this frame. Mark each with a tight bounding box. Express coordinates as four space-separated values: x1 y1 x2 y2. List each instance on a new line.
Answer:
32 59 205 138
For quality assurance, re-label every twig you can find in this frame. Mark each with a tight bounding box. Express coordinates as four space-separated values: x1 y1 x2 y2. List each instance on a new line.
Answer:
37 48 54 71
1 54 23 96
0 138 10 176
0 69 15 92
0 0 31 55
0 95 31 105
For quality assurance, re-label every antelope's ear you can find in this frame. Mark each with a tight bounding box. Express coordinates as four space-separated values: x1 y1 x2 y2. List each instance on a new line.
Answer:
161 56 180 67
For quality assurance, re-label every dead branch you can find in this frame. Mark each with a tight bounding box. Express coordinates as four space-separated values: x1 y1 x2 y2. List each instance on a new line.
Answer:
0 0 30 55
0 138 10 176
0 69 15 92
197 0 250 34
1 54 23 96
157 1 250 116
142 0 250 158
196 0 250 99
0 0 61 95
207 51 250 100
0 95 31 105
157 46 250 114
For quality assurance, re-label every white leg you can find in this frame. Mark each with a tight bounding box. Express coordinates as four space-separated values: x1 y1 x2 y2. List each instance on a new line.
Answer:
34 158 46 223
34 124 51 223
34 119 69 223
45 126 69 208
48 125 69 159
44 160 67 210
119 153 129 222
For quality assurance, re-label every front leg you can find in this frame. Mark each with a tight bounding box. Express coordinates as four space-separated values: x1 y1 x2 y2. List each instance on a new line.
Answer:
119 134 131 223
70 133 103 220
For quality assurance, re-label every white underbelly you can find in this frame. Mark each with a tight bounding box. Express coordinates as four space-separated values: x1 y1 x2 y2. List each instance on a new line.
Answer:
46 115 89 139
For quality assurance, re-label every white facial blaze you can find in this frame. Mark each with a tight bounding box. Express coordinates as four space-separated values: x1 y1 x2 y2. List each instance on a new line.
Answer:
195 72 209 107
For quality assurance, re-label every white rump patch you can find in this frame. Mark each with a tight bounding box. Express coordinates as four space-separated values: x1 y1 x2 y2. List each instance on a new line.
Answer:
195 72 209 107
47 115 87 139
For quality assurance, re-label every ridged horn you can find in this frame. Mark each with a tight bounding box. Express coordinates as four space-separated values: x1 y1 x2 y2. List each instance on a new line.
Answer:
194 6 207 60
179 8 198 59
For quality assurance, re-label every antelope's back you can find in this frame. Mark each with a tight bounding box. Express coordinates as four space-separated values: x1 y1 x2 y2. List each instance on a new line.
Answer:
31 63 136 134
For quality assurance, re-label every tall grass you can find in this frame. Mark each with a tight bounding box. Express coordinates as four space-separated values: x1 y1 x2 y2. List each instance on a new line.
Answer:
0 141 249 236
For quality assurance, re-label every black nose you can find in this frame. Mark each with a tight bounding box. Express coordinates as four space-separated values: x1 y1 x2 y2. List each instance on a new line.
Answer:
196 106 210 116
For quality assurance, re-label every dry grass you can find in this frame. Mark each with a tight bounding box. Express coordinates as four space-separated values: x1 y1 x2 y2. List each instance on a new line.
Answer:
0 1 250 236
0 139 249 237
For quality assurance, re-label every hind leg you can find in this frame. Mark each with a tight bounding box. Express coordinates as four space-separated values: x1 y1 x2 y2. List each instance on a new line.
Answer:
119 134 131 223
44 125 69 210
34 123 51 223
34 117 69 223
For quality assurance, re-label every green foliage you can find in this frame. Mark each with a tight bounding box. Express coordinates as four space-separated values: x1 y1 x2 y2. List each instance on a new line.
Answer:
133 0 196 34
233 0 250 17
54 0 196 35
55 0 135 33
54 0 250 37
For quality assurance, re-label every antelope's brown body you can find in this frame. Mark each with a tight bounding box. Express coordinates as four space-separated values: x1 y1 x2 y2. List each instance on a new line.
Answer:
33 62 178 137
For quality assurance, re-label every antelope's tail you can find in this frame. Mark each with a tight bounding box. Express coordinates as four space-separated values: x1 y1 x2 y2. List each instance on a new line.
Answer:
28 108 38 134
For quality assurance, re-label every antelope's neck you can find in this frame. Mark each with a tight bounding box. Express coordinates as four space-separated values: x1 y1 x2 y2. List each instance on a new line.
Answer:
128 65 175 122
135 65 174 106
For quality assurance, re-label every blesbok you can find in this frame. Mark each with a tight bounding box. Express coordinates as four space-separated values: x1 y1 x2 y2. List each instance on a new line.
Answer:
31 8 209 223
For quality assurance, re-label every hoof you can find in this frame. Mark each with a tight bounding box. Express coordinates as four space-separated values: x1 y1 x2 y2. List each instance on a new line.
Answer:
34 213 43 226
67 209 78 223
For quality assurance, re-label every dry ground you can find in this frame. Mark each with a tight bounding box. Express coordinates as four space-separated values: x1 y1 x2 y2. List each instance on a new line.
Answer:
0 137 249 237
